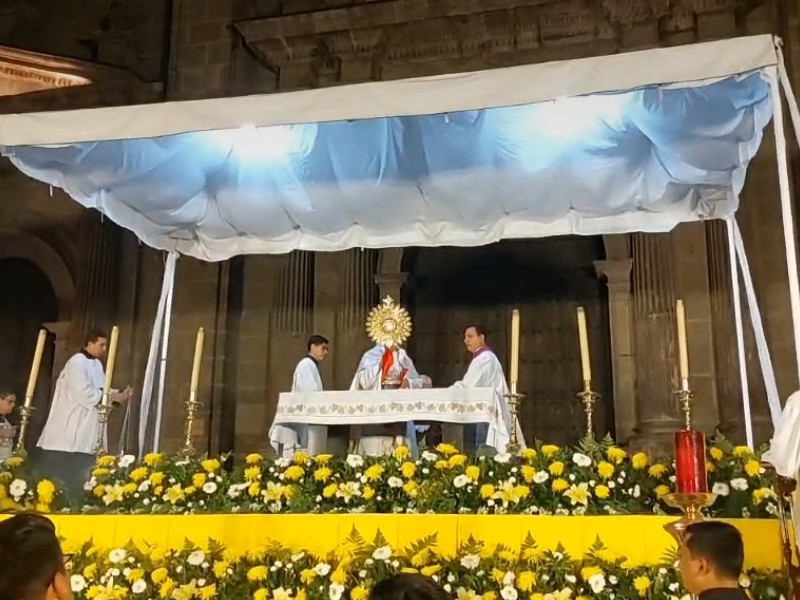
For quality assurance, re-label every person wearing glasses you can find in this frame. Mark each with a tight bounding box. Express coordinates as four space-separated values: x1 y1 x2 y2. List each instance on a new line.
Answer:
0 513 73 600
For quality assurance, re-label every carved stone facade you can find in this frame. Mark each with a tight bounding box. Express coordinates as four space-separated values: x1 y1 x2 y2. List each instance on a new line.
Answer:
0 0 796 454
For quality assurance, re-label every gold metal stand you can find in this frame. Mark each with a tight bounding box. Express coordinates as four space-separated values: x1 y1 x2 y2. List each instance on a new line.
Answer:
504 390 525 454
661 492 717 545
576 380 600 439
182 390 202 457
674 379 694 430
762 462 800 600
94 398 113 455
13 402 34 456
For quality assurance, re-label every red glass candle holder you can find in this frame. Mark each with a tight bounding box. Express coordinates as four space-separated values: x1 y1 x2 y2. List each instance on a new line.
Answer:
674 430 708 494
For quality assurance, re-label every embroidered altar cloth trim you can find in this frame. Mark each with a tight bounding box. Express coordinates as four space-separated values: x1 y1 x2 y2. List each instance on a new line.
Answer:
274 388 497 426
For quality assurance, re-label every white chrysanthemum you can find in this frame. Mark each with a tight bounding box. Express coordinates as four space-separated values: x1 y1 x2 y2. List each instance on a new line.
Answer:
202 482 218 494
9 479 27 499
453 475 470 489
494 453 511 464
712 482 730 496
346 454 364 468
460 554 480 570
131 579 147 594
731 478 749 491
572 453 592 467
588 573 606 593
421 451 439 462
372 546 392 560
108 548 127 564
533 471 549 484
500 586 518 600
70 575 87 592
314 563 331 576
329 583 345 600
387 477 404 488
187 550 205 566
118 454 136 468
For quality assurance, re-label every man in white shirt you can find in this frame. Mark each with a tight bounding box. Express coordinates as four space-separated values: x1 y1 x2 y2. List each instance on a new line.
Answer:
36 330 130 497
269 334 329 457
451 324 523 454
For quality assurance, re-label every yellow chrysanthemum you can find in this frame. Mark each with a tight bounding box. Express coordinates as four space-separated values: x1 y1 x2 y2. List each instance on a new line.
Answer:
465 465 481 481
633 576 652 596
96 455 116 468
400 462 417 479
213 561 230 578
151 567 169 585
648 464 667 479
552 478 569 492
351 585 370 600
520 465 536 483
3 456 24 468
293 451 310 465
364 464 384 481
192 473 207 488
363 485 376 500
91 468 110 478
479 484 495 499
434 459 450 471
709 447 724 461
314 453 333 465
201 458 221 473
393 445 410 460
283 465 305 481
517 570 536 592
331 568 348 585
596 461 615 480
541 444 560 458
314 467 333 482
594 484 610 499
245 453 263 465
247 566 268 582
654 484 670 497
253 590 269 600
129 467 148 482
435 443 458 456
581 566 603 580
520 448 537 461
322 483 338 499
732 446 752 458
149 472 165 486
36 480 56 504
548 461 565 476
244 466 262 482
744 459 762 478
606 447 627 463
403 481 418 497
143 452 165 467
448 454 468 468
631 452 649 470
199 584 216 600
753 487 774 505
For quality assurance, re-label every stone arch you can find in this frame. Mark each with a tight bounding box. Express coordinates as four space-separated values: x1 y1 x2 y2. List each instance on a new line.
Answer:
0 229 75 319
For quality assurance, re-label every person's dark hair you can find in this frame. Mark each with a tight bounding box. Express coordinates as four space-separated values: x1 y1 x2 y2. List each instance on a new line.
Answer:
0 387 16 400
83 329 107 347
465 324 487 339
307 334 329 351
0 513 65 600
685 521 744 580
370 574 453 600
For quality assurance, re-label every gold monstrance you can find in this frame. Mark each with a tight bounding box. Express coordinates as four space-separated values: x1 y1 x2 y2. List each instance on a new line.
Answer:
366 296 413 388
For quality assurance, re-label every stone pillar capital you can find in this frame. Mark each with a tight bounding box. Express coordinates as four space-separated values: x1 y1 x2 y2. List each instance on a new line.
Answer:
594 259 633 293
374 271 408 300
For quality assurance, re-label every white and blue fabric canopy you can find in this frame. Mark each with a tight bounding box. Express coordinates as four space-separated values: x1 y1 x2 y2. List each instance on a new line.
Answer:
0 34 781 261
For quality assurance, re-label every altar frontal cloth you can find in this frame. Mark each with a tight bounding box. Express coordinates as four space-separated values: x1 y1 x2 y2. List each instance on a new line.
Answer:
0 35 778 260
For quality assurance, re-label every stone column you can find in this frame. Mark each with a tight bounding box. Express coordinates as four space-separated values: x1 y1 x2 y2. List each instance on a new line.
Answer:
593 259 636 444
629 233 682 453
68 211 121 345
375 272 408 301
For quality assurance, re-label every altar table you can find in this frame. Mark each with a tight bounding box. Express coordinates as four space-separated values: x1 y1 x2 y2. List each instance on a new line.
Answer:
273 387 503 454
42 514 780 569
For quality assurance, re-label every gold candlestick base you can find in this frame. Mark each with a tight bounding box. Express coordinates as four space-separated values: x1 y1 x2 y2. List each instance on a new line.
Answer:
674 384 694 430
661 492 717 545
13 403 34 456
576 381 600 439
94 402 113 455
503 391 525 454
182 390 203 457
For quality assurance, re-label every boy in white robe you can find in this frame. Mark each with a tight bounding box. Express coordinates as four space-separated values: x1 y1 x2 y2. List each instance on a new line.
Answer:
35 330 130 497
451 324 524 454
350 343 427 456
269 334 329 457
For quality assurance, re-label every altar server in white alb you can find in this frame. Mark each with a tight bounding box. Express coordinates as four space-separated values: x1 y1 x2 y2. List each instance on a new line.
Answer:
451 324 524 454
269 334 329 458
763 389 800 546
36 330 130 496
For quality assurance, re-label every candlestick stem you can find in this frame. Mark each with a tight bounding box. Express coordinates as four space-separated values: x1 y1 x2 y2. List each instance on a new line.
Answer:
94 400 112 455
503 390 525 454
675 387 694 430
661 492 717 546
182 389 202 457
576 380 600 439
13 404 34 455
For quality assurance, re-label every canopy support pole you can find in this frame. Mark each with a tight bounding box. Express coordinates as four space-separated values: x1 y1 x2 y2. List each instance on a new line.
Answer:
771 47 800 387
153 262 176 452
733 220 783 427
137 251 178 455
725 217 754 448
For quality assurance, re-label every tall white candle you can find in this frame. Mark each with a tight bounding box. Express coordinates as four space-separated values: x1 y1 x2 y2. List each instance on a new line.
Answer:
190 327 205 393
510 309 520 388
676 299 690 387
102 326 120 405
576 307 592 382
24 329 47 406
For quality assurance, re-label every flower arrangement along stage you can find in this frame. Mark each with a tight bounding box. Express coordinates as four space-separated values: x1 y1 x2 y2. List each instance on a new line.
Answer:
2 435 775 518
63 528 784 600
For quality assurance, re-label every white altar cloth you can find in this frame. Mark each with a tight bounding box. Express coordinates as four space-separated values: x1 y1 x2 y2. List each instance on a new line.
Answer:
273 387 510 452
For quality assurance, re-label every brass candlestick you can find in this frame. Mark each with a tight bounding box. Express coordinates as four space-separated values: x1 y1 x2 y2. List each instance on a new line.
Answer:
674 379 694 430
662 492 717 545
576 380 600 439
13 403 34 456
94 399 112 455
504 388 525 454
182 390 202 457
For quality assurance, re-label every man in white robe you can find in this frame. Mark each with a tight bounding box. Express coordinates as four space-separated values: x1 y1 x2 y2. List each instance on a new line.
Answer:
350 343 428 456
36 330 130 496
451 324 524 454
269 334 329 457
763 390 800 547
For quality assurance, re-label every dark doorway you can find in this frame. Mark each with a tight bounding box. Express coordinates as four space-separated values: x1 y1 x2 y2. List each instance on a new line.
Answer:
403 237 613 446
